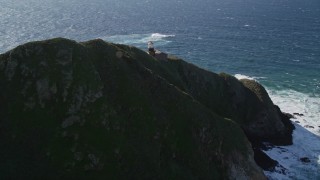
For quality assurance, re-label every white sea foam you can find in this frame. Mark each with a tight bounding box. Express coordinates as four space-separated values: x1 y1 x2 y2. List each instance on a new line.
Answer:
234 74 267 80
235 73 320 179
235 74 255 80
268 89 320 137
102 33 175 47
150 33 175 39
263 122 320 180
266 90 320 179
265 91 320 178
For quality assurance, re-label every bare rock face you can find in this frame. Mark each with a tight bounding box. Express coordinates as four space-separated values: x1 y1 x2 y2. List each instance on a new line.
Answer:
240 79 285 136
153 57 294 172
0 38 273 179
155 59 294 146
240 79 294 145
226 140 268 180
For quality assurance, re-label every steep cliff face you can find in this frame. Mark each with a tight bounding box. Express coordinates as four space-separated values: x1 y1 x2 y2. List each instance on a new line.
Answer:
239 79 294 145
151 58 293 145
0 38 290 179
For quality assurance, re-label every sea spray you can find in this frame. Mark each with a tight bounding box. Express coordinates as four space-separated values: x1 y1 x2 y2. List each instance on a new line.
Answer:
236 74 320 180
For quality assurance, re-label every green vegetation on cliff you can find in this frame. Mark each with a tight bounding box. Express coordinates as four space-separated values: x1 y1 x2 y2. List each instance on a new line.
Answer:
0 38 292 179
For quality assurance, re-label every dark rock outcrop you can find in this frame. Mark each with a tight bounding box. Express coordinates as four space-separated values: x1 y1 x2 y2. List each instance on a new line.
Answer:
151 57 295 171
293 113 304 116
253 148 278 171
154 58 294 146
300 157 311 163
0 38 293 179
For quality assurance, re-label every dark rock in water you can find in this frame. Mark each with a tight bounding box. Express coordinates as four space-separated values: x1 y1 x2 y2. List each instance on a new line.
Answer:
261 142 275 151
0 38 286 179
300 157 311 163
293 113 304 116
283 112 295 119
253 148 278 171
304 125 315 129
273 105 295 145
274 164 288 175
295 121 300 123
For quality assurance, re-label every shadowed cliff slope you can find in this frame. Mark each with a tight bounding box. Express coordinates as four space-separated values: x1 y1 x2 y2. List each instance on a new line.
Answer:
0 38 291 179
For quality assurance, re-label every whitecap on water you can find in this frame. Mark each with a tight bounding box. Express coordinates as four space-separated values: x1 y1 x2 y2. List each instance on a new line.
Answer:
234 74 267 80
234 74 255 80
102 33 175 48
150 33 175 40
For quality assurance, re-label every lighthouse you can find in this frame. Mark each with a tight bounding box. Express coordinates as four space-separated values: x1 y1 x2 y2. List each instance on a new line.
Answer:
147 41 155 56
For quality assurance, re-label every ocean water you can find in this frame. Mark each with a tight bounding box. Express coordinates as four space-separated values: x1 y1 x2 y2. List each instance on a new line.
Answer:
0 0 319 179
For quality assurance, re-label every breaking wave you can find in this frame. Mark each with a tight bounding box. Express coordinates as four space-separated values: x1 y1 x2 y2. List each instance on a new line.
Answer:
236 73 320 180
234 74 267 81
102 33 175 48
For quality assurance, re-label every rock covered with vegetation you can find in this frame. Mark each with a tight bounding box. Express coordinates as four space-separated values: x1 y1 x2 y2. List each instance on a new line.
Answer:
0 38 292 179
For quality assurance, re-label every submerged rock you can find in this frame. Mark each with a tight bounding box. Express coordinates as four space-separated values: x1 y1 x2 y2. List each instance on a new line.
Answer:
293 113 304 116
304 125 315 129
300 157 311 163
0 38 293 179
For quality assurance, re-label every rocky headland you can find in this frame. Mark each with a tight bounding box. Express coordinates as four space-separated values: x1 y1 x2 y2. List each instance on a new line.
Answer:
0 38 294 179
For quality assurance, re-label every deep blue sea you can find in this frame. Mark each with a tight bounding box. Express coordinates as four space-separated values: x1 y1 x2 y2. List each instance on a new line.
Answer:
1 0 319 179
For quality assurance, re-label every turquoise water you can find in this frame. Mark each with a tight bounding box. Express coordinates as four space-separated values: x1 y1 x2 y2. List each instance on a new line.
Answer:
0 0 319 179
